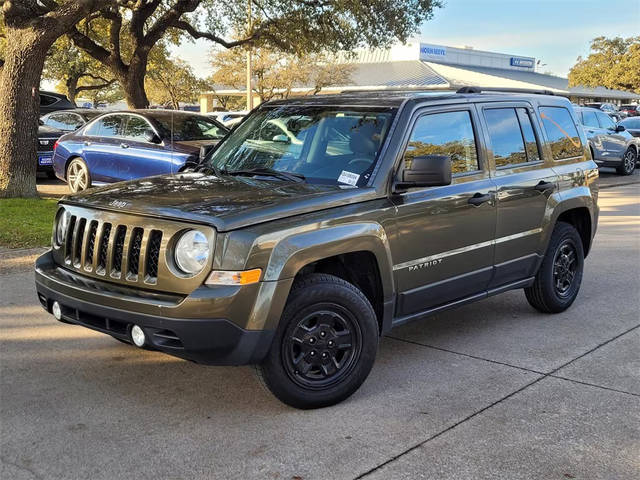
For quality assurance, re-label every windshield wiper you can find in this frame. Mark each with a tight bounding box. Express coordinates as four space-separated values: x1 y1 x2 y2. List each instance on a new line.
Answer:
227 167 305 183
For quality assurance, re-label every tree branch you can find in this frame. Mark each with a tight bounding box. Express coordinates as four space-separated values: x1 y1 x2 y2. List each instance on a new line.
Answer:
77 79 116 92
172 19 279 49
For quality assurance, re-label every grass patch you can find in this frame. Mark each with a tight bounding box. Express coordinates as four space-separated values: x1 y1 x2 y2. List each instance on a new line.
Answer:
0 198 58 249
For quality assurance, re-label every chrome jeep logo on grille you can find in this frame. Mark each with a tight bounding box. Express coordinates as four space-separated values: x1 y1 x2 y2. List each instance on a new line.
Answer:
109 200 130 208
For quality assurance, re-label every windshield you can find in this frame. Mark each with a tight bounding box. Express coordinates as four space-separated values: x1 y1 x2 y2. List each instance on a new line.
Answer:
154 114 228 141
206 105 396 186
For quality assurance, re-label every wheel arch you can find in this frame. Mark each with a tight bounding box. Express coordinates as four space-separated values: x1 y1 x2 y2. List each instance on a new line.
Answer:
550 200 594 257
263 223 395 334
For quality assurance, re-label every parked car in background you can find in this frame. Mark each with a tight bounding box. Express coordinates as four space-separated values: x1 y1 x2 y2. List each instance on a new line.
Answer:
208 111 248 127
52 110 229 192
619 105 639 117
574 106 638 175
37 122 65 178
584 102 622 121
41 109 103 132
39 91 75 114
619 116 640 138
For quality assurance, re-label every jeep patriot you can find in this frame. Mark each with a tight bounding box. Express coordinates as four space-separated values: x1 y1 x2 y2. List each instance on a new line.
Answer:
35 88 599 408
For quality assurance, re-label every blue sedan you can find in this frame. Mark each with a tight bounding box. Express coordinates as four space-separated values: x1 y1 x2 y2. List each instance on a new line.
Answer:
52 110 229 192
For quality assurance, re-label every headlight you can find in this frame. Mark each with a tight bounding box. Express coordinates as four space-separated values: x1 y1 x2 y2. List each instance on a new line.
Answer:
55 209 70 246
174 230 210 274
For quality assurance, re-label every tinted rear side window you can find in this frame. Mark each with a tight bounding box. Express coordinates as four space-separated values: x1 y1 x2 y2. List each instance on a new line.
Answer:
581 110 599 128
539 107 582 160
484 108 529 167
86 116 123 137
404 111 479 175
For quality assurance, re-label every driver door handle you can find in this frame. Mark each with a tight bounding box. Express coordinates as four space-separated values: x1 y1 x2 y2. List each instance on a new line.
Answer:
535 181 555 192
468 192 492 206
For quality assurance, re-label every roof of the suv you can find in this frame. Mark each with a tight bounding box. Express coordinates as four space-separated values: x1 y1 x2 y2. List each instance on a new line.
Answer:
264 88 562 108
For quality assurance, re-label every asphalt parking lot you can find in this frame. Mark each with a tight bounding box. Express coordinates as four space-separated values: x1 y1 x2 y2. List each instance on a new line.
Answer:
1 182 639 479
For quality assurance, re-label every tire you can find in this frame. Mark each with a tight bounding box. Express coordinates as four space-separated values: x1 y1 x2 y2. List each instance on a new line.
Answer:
257 273 379 409
525 222 584 313
66 157 91 192
616 147 636 176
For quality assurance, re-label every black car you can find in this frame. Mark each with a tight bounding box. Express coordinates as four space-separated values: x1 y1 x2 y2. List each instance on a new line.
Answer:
41 108 103 132
37 122 65 178
39 91 75 115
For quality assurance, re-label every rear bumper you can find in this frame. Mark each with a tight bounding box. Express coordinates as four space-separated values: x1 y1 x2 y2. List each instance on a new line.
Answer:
35 252 275 365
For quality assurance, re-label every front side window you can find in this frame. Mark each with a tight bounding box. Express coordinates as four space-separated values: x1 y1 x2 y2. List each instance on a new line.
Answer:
154 115 227 141
484 108 530 167
123 116 155 141
539 106 583 160
404 111 479 175
207 106 395 186
596 111 615 130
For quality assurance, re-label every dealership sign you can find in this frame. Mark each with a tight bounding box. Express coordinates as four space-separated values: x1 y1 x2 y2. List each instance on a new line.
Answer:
510 57 535 68
420 44 447 59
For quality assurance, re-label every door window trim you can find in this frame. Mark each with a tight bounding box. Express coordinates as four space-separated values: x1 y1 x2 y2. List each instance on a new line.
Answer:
479 102 544 172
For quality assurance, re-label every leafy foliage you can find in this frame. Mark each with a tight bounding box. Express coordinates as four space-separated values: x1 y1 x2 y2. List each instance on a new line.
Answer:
146 54 209 108
210 46 353 101
568 36 640 93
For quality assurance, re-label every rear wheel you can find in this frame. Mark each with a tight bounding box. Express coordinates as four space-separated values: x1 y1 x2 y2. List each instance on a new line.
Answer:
257 273 378 409
67 158 91 192
616 147 636 175
525 222 584 313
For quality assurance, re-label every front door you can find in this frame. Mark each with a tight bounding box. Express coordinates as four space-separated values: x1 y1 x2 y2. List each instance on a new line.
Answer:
390 107 497 320
595 111 627 160
118 115 173 181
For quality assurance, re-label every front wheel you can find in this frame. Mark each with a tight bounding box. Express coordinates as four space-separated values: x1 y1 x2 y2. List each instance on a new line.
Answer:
257 273 379 409
66 158 91 192
616 147 637 176
525 222 584 313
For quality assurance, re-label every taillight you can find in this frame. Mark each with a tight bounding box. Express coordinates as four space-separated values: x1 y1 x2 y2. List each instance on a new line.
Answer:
53 140 59 151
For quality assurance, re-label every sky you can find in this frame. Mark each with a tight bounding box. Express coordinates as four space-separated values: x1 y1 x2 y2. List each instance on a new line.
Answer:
174 0 639 80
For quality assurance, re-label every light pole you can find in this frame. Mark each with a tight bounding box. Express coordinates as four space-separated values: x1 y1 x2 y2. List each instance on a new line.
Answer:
246 0 253 111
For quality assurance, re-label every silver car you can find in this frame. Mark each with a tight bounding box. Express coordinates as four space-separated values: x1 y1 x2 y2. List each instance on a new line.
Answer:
574 106 638 175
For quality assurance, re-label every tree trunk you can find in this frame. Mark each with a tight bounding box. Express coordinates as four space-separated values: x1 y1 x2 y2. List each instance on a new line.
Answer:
0 29 49 198
121 57 150 109
66 74 80 104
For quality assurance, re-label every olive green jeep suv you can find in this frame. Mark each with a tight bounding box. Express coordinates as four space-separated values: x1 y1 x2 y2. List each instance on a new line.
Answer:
35 88 599 408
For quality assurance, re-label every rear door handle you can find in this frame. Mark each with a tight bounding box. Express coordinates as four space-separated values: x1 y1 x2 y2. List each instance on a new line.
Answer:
534 181 555 192
468 192 492 206
120 143 129 149
83 141 91 146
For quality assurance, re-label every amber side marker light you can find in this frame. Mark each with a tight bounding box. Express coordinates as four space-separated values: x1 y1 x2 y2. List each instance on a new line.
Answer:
206 268 262 286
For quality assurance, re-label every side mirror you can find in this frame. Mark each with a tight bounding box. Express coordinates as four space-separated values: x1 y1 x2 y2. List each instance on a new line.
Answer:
615 124 626 132
396 154 452 190
144 130 162 143
272 134 290 144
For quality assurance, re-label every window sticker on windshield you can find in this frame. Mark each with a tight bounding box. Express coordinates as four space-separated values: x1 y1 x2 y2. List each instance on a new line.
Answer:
338 170 360 186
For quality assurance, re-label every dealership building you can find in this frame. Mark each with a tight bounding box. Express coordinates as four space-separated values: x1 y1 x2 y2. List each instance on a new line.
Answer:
200 41 639 112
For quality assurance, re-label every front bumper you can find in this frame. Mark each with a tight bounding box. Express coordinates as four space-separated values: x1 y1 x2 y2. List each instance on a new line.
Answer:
35 251 276 365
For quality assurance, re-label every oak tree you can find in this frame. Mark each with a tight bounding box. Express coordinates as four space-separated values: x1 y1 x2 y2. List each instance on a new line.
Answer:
0 0 108 198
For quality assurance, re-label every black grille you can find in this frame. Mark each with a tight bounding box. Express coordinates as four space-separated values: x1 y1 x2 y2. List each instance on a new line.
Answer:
127 228 143 276
64 216 76 263
145 230 162 281
112 226 127 275
85 221 98 270
73 218 86 267
97 223 111 272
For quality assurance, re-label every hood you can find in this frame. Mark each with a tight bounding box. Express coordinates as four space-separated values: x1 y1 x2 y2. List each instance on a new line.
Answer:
62 173 377 231
38 125 64 137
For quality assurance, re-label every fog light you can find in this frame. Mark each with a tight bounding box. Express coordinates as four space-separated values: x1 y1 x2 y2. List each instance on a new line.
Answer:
52 301 62 320
130 325 146 347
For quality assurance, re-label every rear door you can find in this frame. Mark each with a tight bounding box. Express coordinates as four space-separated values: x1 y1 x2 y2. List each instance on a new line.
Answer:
117 115 172 180
81 115 125 183
478 103 557 289
390 105 497 319
579 109 606 160
595 111 627 160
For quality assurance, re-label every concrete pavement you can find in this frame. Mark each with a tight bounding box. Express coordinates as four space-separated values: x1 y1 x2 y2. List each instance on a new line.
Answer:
1 184 638 480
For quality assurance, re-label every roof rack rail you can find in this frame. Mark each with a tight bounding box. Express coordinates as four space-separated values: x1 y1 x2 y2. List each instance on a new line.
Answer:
456 86 555 96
